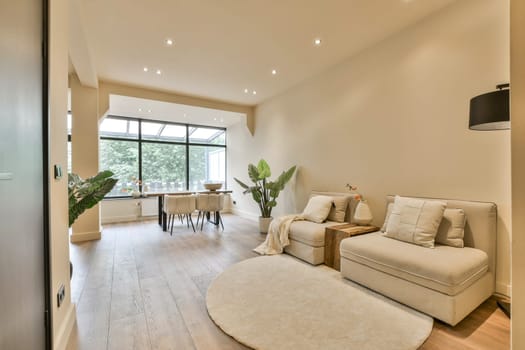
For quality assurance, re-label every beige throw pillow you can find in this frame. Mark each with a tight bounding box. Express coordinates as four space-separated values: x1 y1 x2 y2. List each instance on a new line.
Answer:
381 202 394 232
327 196 350 223
434 208 466 248
385 196 446 248
302 195 333 223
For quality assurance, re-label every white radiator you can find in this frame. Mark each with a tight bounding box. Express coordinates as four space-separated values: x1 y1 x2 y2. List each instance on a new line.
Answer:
140 197 158 216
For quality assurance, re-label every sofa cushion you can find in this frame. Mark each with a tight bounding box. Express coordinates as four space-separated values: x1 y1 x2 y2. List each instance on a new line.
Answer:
340 232 488 295
288 220 339 247
434 208 466 248
380 202 394 232
327 196 351 223
385 196 446 248
302 195 333 223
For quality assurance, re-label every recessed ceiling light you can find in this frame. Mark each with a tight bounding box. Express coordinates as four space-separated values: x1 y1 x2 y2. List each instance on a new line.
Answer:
138 108 142 112
244 88 249 93
165 38 174 46
314 38 322 46
143 67 149 72
271 69 277 75
214 117 217 121
252 90 257 95
147 109 152 113
156 69 161 75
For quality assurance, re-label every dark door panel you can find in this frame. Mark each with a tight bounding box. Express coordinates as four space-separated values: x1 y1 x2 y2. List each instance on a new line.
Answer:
0 0 48 348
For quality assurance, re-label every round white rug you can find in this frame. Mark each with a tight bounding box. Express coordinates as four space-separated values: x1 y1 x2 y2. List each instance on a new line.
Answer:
206 255 433 350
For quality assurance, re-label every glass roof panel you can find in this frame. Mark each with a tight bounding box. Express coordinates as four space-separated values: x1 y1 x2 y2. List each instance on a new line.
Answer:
190 128 221 140
99 117 139 139
161 124 186 139
100 118 128 134
141 122 163 136
129 120 139 135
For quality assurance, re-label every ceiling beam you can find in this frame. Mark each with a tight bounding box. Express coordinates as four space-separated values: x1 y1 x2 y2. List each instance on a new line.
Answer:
98 80 255 135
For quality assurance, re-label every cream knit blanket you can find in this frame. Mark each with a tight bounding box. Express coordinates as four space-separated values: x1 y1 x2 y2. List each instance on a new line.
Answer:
253 214 304 255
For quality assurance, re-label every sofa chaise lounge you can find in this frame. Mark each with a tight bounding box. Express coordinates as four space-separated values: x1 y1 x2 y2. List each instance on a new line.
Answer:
340 195 497 326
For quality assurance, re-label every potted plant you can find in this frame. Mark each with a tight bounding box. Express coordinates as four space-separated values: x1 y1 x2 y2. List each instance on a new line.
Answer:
68 170 117 278
234 159 296 233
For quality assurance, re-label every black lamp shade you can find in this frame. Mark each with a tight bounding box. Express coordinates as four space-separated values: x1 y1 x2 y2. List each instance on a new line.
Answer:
469 89 510 130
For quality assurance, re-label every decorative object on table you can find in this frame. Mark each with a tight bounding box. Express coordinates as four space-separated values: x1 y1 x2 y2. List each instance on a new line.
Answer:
234 159 296 233
204 182 223 191
469 83 510 130
353 195 373 225
345 183 357 192
469 83 511 319
68 170 117 279
123 176 143 197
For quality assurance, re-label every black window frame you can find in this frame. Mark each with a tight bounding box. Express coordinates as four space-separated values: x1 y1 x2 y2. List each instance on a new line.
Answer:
99 115 227 198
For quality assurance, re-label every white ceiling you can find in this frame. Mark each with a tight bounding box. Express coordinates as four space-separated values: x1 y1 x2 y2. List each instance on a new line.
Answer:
109 95 244 127
76 0 457 105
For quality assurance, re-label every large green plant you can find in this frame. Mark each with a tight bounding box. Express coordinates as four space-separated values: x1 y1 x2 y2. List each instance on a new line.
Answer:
234 159 296 218
68 170 118 227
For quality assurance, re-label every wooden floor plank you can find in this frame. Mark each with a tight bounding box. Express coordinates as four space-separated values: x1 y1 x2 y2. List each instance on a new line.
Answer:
67 214 510 350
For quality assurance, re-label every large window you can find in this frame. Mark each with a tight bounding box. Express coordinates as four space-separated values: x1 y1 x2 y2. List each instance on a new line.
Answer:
99 116 226 197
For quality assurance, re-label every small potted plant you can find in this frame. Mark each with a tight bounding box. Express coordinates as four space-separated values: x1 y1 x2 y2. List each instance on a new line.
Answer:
234 159 296 233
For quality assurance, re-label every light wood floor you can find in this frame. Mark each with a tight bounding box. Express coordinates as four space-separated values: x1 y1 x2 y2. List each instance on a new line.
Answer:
66 214 509 350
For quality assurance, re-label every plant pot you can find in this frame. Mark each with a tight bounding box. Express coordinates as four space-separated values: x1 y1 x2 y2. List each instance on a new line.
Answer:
259 216 273 234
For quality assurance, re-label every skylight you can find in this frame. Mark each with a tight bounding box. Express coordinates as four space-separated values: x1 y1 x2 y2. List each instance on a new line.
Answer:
189 127 222 141
99 117 139 139
161 124 186 139
141 122 163 136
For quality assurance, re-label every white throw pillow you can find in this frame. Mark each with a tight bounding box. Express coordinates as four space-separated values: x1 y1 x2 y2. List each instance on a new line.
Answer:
327 196 350 223
380 202 394 232
385 196 446 248
302 195 333 223
434 208 466 248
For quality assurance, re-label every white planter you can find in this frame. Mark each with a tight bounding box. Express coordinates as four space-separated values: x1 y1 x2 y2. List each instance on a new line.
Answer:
353 200 373 225
259 216 273 234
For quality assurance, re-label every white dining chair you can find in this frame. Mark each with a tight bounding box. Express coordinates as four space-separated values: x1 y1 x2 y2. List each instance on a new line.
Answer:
164 195 196 234
196 194 224 230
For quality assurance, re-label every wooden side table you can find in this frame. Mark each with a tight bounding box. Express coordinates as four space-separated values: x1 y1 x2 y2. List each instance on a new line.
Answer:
324 224 379 271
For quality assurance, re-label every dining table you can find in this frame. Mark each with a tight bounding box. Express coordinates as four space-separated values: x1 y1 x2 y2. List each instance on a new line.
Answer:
144 190 233 231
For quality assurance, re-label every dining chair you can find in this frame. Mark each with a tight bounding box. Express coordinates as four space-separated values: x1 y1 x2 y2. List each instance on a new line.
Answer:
164 194 196 234
196 193 224 230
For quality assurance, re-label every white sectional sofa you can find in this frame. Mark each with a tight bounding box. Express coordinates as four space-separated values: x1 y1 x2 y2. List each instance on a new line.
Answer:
284 191 359 265
340 195 497 326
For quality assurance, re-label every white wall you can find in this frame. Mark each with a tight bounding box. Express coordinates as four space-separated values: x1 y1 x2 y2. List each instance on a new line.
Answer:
101 197 156 224
511 0 525 347
49 0 76 349
228 0 511 295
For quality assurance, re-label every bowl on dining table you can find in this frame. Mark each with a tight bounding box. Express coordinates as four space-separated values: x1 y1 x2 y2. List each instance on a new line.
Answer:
204 182 223 191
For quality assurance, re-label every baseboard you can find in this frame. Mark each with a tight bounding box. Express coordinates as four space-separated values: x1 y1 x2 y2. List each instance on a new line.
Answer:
70 230 101 243
496 281 511 297
53 303 76 350
231 208 259 222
